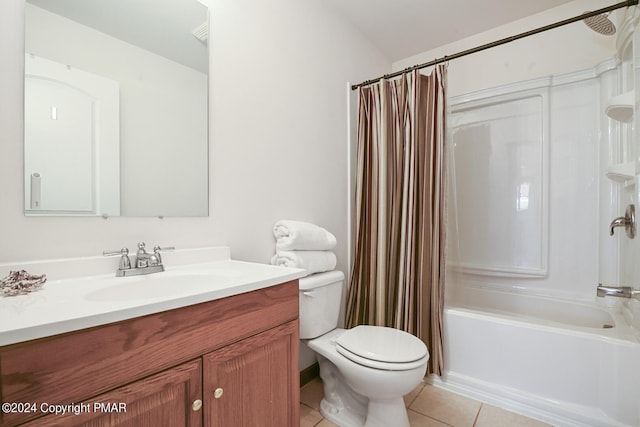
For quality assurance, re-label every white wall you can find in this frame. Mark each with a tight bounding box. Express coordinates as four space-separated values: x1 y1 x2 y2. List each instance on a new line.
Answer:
208 0 389 272
392 0 618 97
0 0 389 264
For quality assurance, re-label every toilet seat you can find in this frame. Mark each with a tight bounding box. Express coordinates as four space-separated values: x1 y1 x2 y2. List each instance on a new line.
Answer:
335 325 428 371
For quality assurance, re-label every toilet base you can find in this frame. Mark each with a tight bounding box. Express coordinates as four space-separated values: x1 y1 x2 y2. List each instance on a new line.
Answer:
315 352 412 427
317 356 367 427
364 397 410 427
319 396 410 427
319 397 364 427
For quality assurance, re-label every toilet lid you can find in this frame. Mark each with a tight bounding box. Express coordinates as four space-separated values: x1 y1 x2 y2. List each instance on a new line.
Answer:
336 325 428 364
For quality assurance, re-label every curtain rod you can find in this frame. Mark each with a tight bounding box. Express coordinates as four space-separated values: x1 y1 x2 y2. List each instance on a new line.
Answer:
351 0 638 90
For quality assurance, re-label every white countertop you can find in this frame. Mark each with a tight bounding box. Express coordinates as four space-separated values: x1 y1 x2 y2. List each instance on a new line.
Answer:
0 247 305 346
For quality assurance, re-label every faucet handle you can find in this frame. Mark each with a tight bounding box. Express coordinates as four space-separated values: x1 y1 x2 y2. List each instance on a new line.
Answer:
152 245 175 266
610 204 636 238
103 248 132 270
153 246 175 252
103 248 127 256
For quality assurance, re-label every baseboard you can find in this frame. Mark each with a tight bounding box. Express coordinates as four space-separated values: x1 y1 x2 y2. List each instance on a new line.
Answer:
428 372 628 427
300 362 319 387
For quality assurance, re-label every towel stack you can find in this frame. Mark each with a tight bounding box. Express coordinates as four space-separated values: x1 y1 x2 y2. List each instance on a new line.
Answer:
270 220 337 276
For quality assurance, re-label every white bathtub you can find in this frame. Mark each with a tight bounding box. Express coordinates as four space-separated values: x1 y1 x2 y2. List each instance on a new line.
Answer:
432 287 640 427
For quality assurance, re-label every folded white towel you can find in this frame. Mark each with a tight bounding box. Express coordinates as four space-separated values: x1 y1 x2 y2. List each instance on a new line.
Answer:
273 220 337 251
270 250 337 274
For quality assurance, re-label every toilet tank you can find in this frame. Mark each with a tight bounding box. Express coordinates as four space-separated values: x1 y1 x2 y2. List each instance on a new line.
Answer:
299 270 345 339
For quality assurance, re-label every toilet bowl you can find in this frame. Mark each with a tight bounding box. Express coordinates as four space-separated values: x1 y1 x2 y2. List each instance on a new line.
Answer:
299 271 429 427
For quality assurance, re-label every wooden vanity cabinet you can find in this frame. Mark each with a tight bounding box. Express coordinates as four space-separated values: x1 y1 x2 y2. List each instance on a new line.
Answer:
0 280 300 427
203 320 298 427
23 359 203 427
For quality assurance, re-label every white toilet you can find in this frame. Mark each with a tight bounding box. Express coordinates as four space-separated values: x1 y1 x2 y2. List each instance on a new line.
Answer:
299 270 429 427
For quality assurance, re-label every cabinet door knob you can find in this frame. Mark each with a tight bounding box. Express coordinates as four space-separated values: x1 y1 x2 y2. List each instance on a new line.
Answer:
192 399 203 411
213 387 224 399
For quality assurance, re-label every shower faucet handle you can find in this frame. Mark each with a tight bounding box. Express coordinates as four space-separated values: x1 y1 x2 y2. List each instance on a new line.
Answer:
609 204 636 238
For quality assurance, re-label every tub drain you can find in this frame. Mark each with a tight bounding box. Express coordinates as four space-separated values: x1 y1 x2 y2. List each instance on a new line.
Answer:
602 324 614 329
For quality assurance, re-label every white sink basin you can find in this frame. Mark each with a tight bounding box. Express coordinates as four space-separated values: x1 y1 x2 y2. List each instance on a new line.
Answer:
84 272 236 301
0 250 306 347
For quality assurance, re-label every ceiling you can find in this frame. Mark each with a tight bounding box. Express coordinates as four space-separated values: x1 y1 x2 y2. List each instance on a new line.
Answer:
323 0 577 62
27 0 584 72
27 0 208 73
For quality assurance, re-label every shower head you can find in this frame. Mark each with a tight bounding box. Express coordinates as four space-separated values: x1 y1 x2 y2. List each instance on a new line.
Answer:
582 11 616 35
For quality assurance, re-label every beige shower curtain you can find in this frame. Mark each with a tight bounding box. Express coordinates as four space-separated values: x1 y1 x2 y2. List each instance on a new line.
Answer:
346 66 447 376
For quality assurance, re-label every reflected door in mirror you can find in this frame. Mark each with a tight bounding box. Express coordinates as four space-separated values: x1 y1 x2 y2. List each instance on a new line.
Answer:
24 55 120 215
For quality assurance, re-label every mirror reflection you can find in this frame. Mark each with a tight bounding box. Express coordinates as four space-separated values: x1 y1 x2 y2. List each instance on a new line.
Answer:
24 0 209 217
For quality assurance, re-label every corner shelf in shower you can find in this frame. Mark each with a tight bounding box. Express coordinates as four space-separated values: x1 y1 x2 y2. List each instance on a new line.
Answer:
606 162 635 186
606 90 634 122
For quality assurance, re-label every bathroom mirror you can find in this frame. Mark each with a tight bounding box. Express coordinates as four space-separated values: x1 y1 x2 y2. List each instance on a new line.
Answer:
23 0 209 217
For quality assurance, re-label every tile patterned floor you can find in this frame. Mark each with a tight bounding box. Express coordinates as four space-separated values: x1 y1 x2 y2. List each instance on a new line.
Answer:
300 378 552 427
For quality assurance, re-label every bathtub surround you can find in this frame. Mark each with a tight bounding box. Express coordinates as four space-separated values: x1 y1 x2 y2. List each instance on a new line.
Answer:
449 88 549 279
440 10 631 301
433 56 640 425
386 0 629 302
346 67 447 375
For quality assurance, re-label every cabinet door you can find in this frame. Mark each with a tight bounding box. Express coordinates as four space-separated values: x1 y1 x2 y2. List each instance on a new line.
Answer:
203 320 299 427
23 359 202 427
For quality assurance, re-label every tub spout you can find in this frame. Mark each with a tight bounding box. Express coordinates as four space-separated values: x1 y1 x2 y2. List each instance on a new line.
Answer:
596 284 640 299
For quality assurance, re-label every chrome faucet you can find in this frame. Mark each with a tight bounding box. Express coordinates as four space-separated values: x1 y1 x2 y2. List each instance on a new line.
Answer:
135 242 153 268
104 242 175 277
596 283 640 300
609 204 636 238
